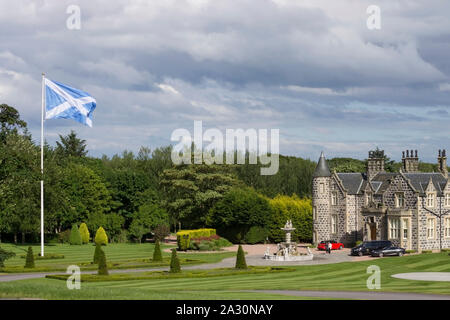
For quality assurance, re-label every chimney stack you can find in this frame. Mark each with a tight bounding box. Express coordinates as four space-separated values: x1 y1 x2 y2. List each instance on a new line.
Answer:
402 149 419 173
367 149 385 180
438 149 448 179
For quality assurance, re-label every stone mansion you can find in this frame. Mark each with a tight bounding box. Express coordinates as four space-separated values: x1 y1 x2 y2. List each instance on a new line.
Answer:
312 149 450 251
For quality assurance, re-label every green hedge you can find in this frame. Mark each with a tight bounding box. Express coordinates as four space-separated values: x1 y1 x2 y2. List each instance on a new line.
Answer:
176 228 216 250
19 253 65 260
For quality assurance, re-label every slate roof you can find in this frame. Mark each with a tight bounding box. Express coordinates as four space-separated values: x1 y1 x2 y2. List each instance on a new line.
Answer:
336 173 365 194
403 173 448 195
313 152 331 177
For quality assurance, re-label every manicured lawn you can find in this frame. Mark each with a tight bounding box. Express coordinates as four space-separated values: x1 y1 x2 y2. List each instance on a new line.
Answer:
0 251 449 299
0 243 235 272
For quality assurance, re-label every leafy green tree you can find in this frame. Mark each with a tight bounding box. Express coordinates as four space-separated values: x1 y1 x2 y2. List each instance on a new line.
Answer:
0 247 15 267
95 227 108 246
69 223 82 245
55 130 88 158
0 104 27 142
24 246 35 268
129 203 169 242
79 223 90 244
97 248 109 275
160 164 238 229
235 245 247 269
104 213 125 243
206 187 271 243
152 239 162 261
169 249 181 273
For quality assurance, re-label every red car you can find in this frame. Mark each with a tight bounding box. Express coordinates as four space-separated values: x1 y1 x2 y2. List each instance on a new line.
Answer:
317 240 344 251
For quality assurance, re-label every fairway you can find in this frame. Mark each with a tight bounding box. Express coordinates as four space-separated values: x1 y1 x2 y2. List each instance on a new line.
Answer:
1 250 450 299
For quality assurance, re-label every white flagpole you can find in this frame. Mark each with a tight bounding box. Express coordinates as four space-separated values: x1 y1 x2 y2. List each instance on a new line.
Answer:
40 73 45 257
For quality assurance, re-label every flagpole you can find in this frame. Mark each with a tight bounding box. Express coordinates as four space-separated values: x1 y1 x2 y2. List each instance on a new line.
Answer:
41 73 45 257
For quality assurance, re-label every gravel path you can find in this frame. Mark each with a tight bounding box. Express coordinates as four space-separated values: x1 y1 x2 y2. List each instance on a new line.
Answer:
392 272 450 282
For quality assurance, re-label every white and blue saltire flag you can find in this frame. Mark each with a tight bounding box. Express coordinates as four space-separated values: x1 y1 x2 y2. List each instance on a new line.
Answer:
45 78 96 127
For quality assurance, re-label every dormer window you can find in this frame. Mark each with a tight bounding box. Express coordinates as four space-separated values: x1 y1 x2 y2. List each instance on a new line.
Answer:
426 193 435 208
331 192 338 206
395 193 405 208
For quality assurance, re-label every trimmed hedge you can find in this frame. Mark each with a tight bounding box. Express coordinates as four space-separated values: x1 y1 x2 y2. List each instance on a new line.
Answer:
79 223 90 244
95 227 108 246
24 247 35 268
20 253 64 260
235 245 247 269
153 240 163 261
97 248 109 275
176 228 216 250
170 249 181 273
69 224 82 245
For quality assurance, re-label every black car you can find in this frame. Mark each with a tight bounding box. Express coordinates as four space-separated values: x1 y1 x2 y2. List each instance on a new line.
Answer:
371 246 406 257
351 240 392 256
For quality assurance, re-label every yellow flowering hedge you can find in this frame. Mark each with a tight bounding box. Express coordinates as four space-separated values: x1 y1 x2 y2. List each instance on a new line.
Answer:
176 228 216 250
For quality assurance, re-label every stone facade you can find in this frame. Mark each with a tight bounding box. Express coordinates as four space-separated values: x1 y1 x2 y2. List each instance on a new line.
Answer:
312 149 450 252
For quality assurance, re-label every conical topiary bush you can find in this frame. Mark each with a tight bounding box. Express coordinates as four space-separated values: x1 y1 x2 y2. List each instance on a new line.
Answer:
97 248 109 276
152 239 162 262
79 223 90 244
93 243 102 264
169 249 181 273
235 245 247 269
69 223 82 245
94 227 108 246
24 246 35 268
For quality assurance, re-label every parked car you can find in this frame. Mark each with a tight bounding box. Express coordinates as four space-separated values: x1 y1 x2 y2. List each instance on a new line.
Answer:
371 246 406 257
350 240 392 256
317 240 344 251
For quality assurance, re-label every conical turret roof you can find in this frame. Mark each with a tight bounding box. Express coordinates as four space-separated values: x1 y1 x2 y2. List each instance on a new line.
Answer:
313 152 331 177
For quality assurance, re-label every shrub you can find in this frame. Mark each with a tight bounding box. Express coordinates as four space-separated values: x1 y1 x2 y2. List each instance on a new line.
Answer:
153 240 163 262
97 248 109 276
0 247 15 268
421 250 432 254
235 245 247 269
169 249 181 273
440 248 450 253
176 228 216 250
24 247 35 268
58 230 71 244
79 223 90 244
406 250 417 254
69 224 82 245
244 226 268 244
93 243 102 264
95 227 108 246
153 224 170 241
115 230 129 243
189 236 233 251
355 241 363 247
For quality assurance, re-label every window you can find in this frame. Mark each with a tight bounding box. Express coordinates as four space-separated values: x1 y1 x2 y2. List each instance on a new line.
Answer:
389 218 400 239
331 215 337 234
445 193 450 207
402 218 409 240
427 193 435 208
331 192 338 206
365 192 373 205
395 193 405 208
319 183 325 194
427 218 435 239
313 207 317 220
445 218 450 238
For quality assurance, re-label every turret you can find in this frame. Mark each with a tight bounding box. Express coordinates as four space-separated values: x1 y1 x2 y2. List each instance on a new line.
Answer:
312 152 331 244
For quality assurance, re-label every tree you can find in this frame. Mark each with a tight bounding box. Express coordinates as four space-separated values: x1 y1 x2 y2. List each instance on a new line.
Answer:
206 187 271 243
93 243 102 264
69 223 82 245
160 164 238 229
169 249 181 273
0 104 27 143
55 130 88 158
153 224 170 242
95 227 108 245
104 213 125 243
79 222 90 244
129 203 169 242
97 248 109 275
24 246 35 268
0 247 15 267
152 239 162 262
235 245 247 269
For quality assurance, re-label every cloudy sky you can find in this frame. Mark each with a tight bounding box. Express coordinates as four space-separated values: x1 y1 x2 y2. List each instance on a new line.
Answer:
1 0 449 162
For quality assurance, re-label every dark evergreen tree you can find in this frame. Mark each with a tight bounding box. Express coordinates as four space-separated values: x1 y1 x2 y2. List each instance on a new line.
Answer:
93 243 102 264
152 239 162 262
169 249 181 273
24 246 35 268
235 245 247 269
97 248 109 275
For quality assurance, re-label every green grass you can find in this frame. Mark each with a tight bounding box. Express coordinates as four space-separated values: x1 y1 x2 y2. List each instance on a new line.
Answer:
1 247 450 300
46 266 294 282
0 243 235 272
